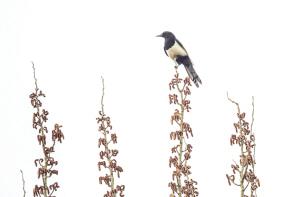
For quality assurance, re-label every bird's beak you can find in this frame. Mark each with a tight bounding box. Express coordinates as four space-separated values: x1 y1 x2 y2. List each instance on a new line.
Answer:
156 34 162 37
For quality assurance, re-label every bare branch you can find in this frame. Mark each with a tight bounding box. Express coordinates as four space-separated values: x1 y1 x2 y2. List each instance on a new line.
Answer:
101 76 105 114
97 76 125 197
20 170 26 197
226 94 260 197
31 61 39 92
226 92 240 114
30 64 64 197
250 96 255 134
168 68 198 197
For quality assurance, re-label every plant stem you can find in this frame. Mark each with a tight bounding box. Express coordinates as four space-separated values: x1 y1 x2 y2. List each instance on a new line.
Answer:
100 77 115 197
239 119 245 197
103 126 115 196
32 63 48 197
175 68 184 197
20 170 26 197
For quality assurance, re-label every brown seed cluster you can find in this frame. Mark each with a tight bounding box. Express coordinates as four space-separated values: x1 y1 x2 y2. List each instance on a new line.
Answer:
97 77 125 197
168 70 198 197
30 64 64 197
226 95 260 197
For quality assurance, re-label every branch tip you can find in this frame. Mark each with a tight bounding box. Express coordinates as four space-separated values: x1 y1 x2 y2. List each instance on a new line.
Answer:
20 170 26 197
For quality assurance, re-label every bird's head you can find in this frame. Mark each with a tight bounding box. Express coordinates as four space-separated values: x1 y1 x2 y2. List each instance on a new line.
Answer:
156 31 175 39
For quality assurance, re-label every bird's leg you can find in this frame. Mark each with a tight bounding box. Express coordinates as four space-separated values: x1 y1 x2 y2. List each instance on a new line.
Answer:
174 61 179 69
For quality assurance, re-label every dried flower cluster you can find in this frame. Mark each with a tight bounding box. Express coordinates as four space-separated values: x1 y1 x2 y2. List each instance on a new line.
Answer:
168 69 199 197
30 64 64 197
226 94 260 197
97 77 125 197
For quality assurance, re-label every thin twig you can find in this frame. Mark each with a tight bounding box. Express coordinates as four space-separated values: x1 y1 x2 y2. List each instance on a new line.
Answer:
97 76 125 197
101 76 105 114
226 92 240 114
31 64 48 197
30 64 64 197
100 77 115 192
251 96 258 197
31 61 39 91
226 94 259 197
250 96 256 170
20 170 26 197
250 96 255 133
227 92 244 197
244 181 250 191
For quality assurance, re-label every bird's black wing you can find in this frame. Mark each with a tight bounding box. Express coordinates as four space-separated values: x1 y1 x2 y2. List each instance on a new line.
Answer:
175 39 188 55
163 49 168 56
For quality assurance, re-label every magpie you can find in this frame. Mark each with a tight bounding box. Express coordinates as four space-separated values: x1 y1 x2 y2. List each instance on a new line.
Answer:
157 31 202 87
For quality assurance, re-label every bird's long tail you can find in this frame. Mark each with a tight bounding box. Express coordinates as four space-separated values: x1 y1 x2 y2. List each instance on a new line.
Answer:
176 56 202 87
184 64 202 88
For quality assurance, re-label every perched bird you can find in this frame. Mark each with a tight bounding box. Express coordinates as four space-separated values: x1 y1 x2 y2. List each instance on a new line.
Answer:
157 31 202 87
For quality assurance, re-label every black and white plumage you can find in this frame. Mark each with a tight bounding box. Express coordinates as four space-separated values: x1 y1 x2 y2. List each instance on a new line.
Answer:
157 31 202 87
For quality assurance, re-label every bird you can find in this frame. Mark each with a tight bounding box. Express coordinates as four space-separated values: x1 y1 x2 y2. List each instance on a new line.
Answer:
157 31 202 87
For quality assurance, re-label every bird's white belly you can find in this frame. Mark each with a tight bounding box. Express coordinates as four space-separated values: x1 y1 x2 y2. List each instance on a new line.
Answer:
166 41 187 60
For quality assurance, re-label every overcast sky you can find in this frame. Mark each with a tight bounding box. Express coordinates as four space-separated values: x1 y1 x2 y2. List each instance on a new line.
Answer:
1 0 300 197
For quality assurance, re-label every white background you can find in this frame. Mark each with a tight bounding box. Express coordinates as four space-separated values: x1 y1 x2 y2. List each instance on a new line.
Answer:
1 0 300 196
